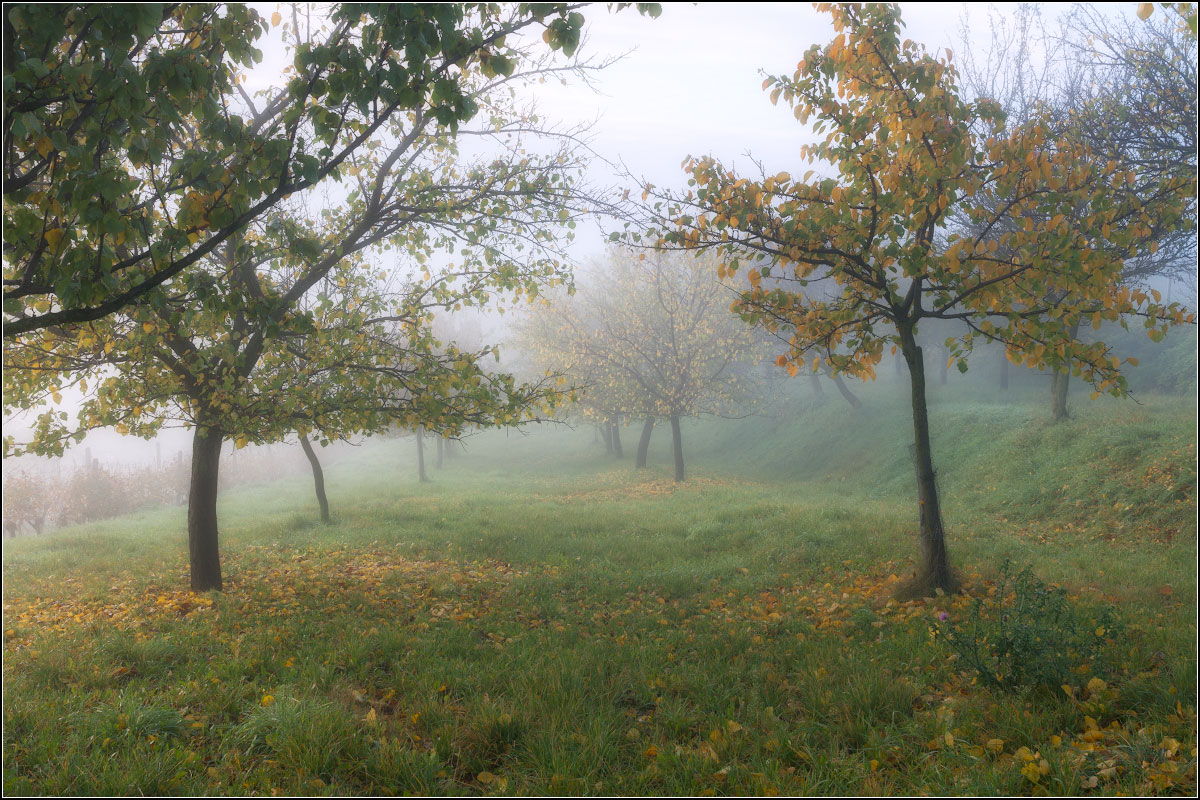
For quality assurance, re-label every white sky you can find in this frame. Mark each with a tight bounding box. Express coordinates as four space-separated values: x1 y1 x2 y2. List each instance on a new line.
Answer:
4 2 1126 469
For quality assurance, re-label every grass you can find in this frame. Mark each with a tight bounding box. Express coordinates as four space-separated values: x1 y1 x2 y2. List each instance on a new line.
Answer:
3 385 1196 796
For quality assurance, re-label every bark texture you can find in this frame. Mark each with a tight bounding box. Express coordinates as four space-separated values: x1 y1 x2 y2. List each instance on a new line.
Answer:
188 425 224 591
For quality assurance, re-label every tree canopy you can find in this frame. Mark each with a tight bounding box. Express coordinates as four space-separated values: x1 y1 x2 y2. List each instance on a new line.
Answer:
631 2 1195 591
2 2 659 337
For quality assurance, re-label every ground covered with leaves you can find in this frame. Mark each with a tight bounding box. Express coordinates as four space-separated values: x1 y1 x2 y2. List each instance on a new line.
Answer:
3 396 1196 795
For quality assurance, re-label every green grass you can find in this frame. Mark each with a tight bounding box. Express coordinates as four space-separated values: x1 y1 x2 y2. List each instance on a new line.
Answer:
3 387 1196 795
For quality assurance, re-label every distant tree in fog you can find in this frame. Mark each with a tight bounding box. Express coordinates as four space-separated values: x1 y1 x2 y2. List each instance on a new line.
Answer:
520 248 758 481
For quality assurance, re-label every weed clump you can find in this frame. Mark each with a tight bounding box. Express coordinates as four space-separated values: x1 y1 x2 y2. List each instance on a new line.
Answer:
935 559 1121 692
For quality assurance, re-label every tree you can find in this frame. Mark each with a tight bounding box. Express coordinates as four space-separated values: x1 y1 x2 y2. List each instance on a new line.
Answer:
636 3 1194 592
520 248 758 481
954 2 1198 419
3 2 660 337
4 45 585 591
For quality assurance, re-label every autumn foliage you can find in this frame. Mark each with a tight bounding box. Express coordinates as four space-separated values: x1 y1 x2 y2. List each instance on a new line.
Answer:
636 2 1195 592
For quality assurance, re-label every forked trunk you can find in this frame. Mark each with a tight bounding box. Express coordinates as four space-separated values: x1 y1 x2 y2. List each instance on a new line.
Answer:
299 434 330 524
635 416 655 468
188 425 224 592
898 327 956 595
601 422 613 454
670 414 685 482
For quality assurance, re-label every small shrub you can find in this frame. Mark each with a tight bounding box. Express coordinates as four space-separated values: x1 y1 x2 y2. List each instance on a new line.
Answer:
935 559 1120 692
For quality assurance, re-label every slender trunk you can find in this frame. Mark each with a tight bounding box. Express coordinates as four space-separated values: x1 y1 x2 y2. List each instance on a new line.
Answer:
898 327 955 594
416 426 429 483
998 349 1009 391
298 434 330 524
610 418 624 458
828 367 862 409
436 435 444 469
670 414 685 482
600 422 613 454
188 425 224 592
635 416 655 468
810 369 825 399
1051 320 1080 422
1050 371 1070 421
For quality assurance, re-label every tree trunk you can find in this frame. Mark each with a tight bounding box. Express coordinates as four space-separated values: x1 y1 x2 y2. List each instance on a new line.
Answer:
1050 319 1080 422
635 416 655 468
416 426 430 483
600 422 613 454
998 348 1009 391
828 367 863 409
670 414 685 482
298 434 330 524
898 327 955 595
188 425 224 592
436 435 444 469
809 369 825 399
610 417 623 458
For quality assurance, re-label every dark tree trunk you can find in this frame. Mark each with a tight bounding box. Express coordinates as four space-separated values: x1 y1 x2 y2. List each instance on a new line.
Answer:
436 435 444 469
828 368 863 409
635 416 655 468
416 426 430 483
610 418 624 458
600 422 613 454
998 349 1009 391
1051 319 1080 422
670 414 685 482
898 327 956 595
1050 371 1070 421
188 425 224 592
298 434 330 524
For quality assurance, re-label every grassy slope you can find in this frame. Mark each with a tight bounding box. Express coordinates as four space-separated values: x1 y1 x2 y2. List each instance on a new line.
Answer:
3 385 1196 796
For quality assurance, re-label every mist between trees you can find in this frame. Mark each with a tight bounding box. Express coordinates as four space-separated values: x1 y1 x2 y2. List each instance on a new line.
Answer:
2 2 1195 596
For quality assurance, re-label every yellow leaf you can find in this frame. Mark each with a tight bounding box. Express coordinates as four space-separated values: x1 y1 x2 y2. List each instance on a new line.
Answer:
476 771 496 785
986 738 1004 754
1137 3 1154 20
271 11 282 26
35 137 54 158
44 228 64 249
365 708 377 723
142 321 155 333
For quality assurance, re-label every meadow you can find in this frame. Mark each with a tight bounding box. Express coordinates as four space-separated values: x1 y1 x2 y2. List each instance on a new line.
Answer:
3 385 1196 796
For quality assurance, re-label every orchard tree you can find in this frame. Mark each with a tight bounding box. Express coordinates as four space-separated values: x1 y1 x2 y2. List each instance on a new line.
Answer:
954 2 1198 418
3 2 660 337
634 3 1194 592
521 249 757 481
4 55 586 591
